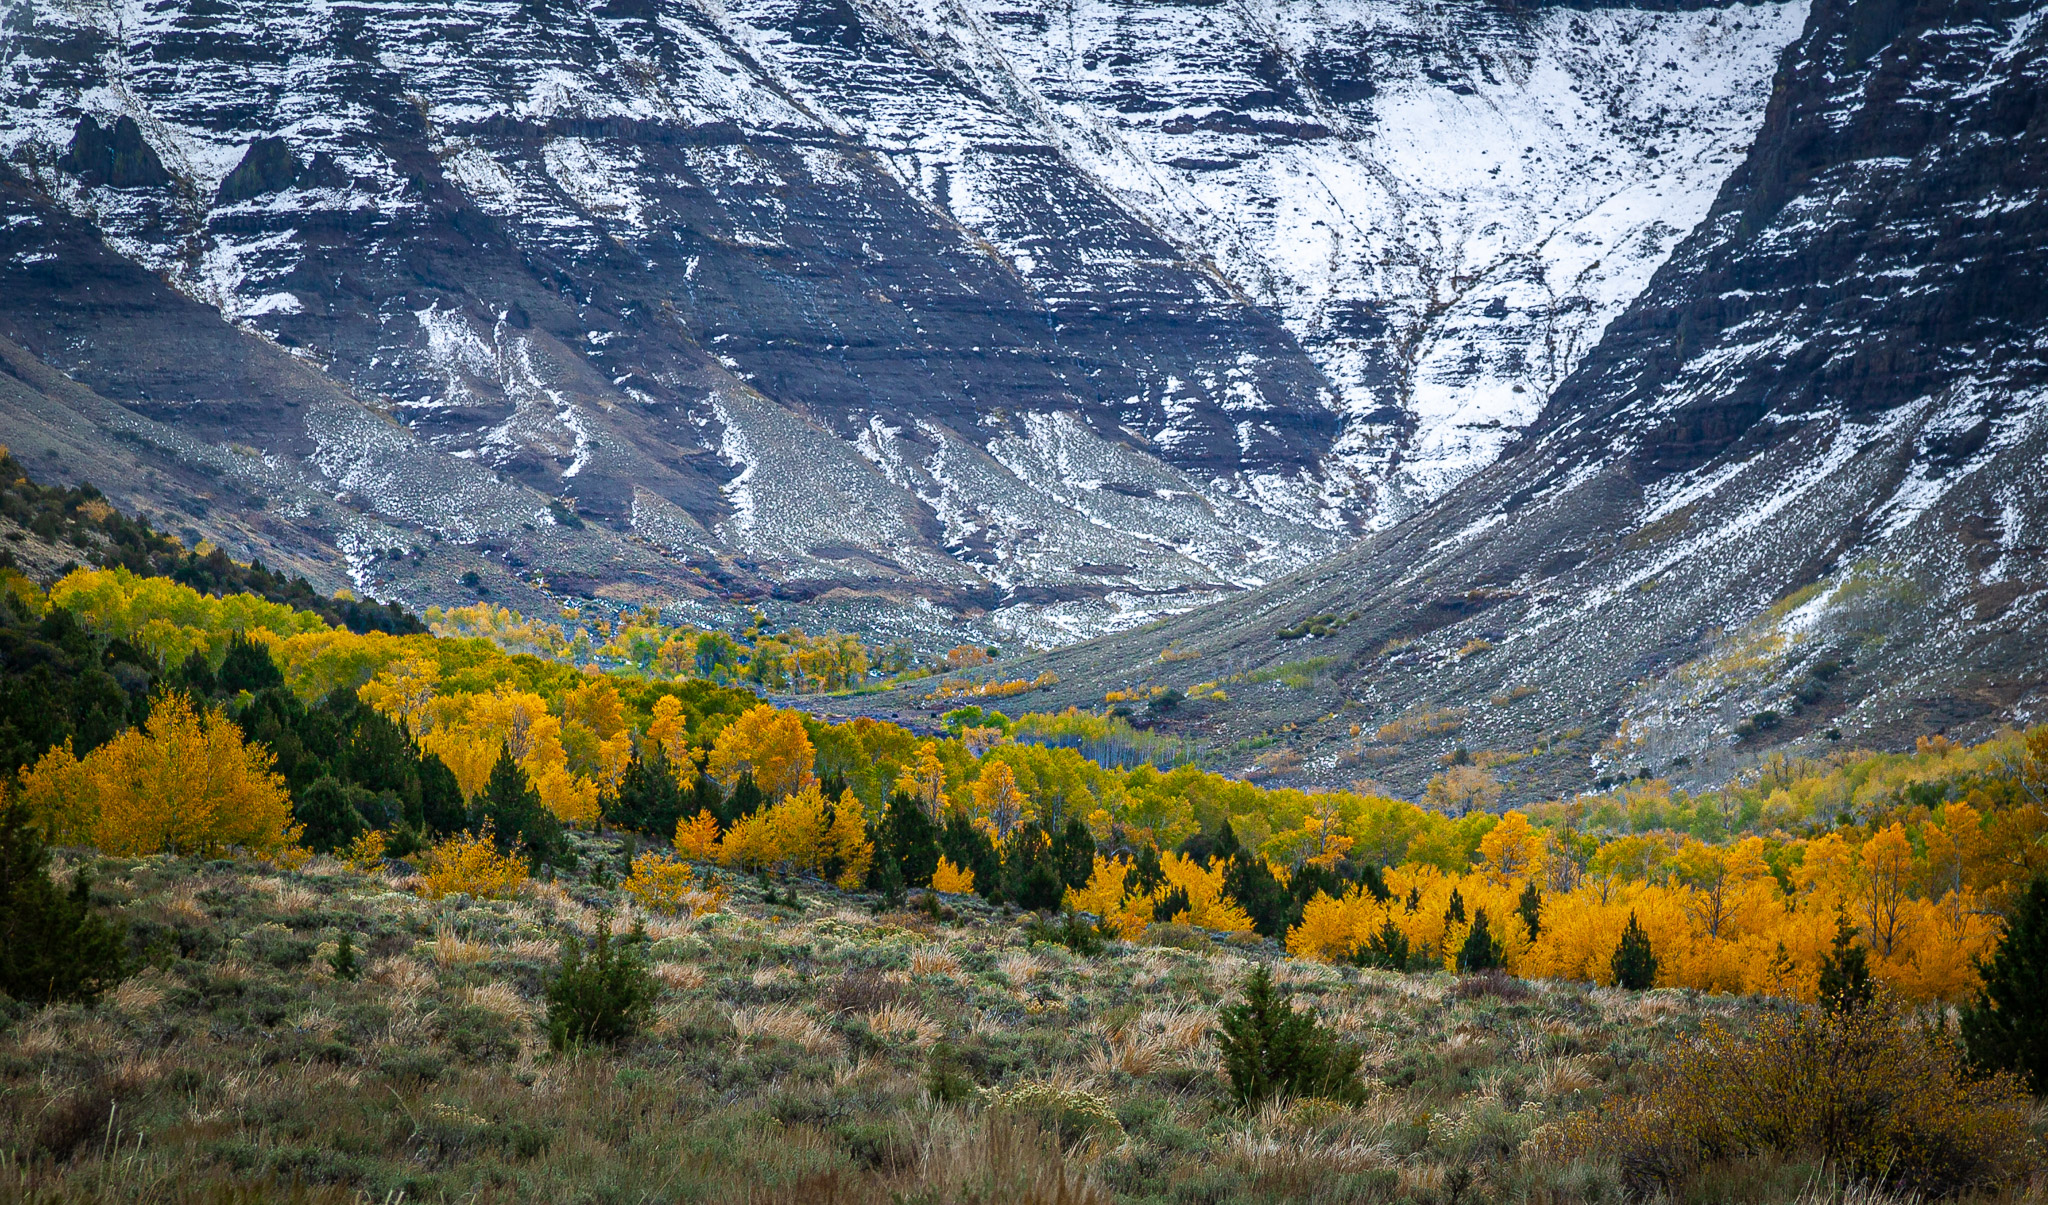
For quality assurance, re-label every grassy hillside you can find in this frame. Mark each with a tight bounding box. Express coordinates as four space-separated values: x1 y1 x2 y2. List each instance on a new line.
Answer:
13 837 2009 1205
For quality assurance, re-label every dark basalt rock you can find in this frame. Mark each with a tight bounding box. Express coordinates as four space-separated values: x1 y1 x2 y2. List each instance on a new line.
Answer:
58 115 171 190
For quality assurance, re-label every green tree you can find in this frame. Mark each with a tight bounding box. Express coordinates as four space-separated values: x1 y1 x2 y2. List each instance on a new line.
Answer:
0 806 126 1004
1444 887 1466 926
545 918 656 1050
1817 913 1874 1015
879 790 941 888
474 746 570 868
1960 874 2048 1094
1612 911 1657 990
1457 908 1503 973
295 775 373 853
1354 919 1410 971
605 747 685 838
1214 964 1365 1108
1517 879 1544 939
216 633 285 695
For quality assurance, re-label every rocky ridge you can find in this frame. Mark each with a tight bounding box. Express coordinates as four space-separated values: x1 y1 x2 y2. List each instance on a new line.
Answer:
0 0 1801 640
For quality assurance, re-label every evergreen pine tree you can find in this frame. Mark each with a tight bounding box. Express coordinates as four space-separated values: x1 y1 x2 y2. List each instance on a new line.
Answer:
1002 824 1064 912
1052 814 1097 890
474 746 571 868
881 790 941 887
940 810 1001 902
1225 850 1295 938
545 918 656 1050
1214 964 1365 1108
0 806 127 1004
605 747 685 837
1517 879 1544 940
722 771 764 826
216 633 284 694
1444 887 1466 926
1817 913 1875 1014
1611 911 1657 990
1354 919 1410 971
1457 908 1503 973
295 775 372 853
415 748 467 836
1960 874 2048 1094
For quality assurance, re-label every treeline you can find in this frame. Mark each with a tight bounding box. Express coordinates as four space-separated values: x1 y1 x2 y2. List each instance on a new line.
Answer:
6 549 2048 1006
0 448 421 635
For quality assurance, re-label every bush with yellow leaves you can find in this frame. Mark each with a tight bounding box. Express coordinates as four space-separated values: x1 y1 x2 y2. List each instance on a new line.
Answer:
932 856 975 895
623 850 726 916
342 829 388 873
1563 994 2037 1197
418 824 530 900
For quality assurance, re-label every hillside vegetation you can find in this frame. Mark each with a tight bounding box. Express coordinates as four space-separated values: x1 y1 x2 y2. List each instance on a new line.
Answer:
2 479 2045 1202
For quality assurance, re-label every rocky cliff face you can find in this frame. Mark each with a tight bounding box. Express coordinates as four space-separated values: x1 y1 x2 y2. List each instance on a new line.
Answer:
1007 0 2048 794
0 0 1800 639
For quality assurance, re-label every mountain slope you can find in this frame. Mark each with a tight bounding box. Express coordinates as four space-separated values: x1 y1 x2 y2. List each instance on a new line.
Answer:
999 0 2048 797
0 0 1800 638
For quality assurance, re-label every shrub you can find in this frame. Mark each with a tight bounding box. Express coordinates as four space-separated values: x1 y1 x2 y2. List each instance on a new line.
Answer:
925 1040 972 1103
0 805 127 1004
622 850 724 916
329 932 360 981
1961 873 2048 1093
418 824 530 900
545 918 656 1050
1611 911 1657 989
1024 910 1106 956
931 856 975 895
978 1080 1124 1147
1567 996 2036 1197
1214 964 1365 1108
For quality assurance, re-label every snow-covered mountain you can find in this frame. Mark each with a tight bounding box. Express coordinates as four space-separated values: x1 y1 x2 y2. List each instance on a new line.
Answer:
1005 0 2048 796
0 0 1803 638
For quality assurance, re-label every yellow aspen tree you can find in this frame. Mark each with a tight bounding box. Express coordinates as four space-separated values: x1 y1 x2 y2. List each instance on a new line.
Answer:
674 809 722 861
827 788 873 888
707 704 815 799
767 781 830 873
1477 811 1546 882
1153 852 1253 934
1064 855 1131 923
645 695 700 789
115 693 299 857
971 760 1033 839
1859 822 1916 961
357 654 439 732
895 741 948 818
1299 795 1355 870
932 856 975 894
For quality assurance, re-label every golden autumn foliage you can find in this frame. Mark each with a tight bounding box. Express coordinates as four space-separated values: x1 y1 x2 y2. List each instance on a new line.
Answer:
623 850 725 916
1061 851 1252 937
1283 810 2011 1003
707 705 815 799
931 857 975 895
418 825 530 900
342 829 389 873
674 809 722 861
894 741 948 817
16 693 299 857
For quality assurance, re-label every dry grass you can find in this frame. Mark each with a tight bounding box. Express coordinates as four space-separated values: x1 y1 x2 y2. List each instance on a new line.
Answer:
652 961 706 991
5 842 2037 1205
910 946 960 976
